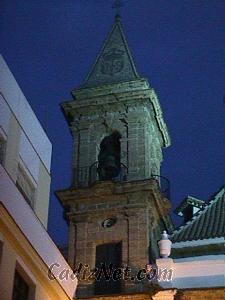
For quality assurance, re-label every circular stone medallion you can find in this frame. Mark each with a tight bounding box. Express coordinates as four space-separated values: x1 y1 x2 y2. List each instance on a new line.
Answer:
102 217 117 228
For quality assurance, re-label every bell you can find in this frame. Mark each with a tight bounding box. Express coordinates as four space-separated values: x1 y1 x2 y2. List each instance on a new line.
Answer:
98 155 120 180
98 130 121 181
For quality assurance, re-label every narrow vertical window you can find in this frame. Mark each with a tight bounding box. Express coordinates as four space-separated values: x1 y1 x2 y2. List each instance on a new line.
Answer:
12 270 29 300
16 164 35 208
0 241 3 266
0 135 6 165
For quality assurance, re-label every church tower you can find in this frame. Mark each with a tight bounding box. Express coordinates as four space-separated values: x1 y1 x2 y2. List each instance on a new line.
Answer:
56 14 173 298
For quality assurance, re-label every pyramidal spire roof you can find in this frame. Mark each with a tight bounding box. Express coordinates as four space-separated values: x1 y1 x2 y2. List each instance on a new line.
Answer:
83 15 139 87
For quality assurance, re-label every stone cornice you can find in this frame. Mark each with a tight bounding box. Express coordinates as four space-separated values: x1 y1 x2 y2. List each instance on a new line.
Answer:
62 82 170 147
56 179 171 226
56 178 159 203
72 78 148 100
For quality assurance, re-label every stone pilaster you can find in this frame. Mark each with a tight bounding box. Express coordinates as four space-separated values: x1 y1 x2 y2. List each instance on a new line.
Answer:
68 219 76 268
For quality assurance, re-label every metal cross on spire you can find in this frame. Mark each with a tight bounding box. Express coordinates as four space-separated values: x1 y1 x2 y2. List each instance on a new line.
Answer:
112 0 124 18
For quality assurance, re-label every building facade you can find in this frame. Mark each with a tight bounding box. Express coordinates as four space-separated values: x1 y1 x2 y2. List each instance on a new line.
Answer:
0 55 77 300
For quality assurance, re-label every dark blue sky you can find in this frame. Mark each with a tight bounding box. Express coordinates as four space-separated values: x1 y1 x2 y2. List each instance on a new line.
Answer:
1 1 224 246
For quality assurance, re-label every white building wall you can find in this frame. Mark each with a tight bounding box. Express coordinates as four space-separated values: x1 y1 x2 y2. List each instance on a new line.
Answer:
156 255 225 290
0 54 52 228
0 55 52 172
0 164 77 299
0 54 77 299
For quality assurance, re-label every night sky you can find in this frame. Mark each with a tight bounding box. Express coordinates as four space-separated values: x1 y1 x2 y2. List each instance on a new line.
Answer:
0 1 224 247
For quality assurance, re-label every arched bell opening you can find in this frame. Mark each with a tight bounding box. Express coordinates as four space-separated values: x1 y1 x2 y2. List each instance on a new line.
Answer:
97 130 122 181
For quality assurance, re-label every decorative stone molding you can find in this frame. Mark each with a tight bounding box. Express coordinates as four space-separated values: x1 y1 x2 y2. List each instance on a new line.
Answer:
152 289 177 300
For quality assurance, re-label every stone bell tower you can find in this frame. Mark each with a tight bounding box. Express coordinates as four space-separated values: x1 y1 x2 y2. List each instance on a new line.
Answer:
56 14 173 298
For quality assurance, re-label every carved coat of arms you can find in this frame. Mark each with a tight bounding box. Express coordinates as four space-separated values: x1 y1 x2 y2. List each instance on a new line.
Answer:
101 47 124 75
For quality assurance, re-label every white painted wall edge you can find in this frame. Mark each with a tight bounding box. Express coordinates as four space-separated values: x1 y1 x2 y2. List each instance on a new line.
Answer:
0 165 77 298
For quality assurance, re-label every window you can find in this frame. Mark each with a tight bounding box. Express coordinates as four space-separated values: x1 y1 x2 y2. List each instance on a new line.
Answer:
12 270 29 300
0 241 3 266
16 164 35 208
0 135 6 165
12 264 36 300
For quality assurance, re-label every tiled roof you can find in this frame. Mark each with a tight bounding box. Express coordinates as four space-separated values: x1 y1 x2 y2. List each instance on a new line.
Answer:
171 186 225 243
